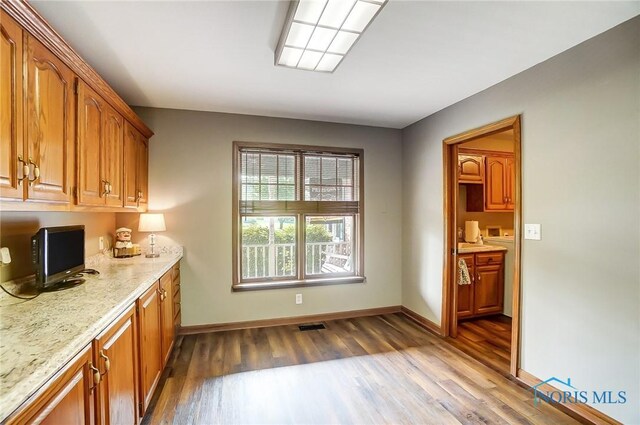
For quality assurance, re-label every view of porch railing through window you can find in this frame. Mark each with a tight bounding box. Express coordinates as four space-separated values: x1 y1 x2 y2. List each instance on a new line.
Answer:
242 241 351 279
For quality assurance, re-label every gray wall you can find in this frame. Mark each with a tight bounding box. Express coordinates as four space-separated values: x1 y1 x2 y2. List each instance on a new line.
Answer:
402 17 639 423
119 109 403 326
0 212 115 282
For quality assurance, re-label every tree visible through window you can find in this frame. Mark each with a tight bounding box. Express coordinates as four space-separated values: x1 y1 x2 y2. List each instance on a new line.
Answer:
233 142 364 289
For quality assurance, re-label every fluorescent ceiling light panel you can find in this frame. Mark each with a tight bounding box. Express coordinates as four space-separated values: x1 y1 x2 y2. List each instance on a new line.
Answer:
278 47 304 67
328 31 359 54
342 2 381 32
276 0 387 73
315 53 343 72
286 22 315 48
293 0 327 24
307 27 338 51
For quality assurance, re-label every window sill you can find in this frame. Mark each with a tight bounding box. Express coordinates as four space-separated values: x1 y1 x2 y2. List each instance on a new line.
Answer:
232 276 366 292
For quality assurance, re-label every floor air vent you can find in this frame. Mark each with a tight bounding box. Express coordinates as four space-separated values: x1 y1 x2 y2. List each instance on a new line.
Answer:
299 323 326 331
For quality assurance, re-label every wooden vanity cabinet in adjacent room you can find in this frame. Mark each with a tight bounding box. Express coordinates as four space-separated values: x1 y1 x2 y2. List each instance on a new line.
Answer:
457 251 504 319
6 344 96 425
93 305 139 425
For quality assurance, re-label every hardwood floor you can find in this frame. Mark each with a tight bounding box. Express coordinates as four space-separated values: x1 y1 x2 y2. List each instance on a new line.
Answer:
143 314 576 424
448 315 512 376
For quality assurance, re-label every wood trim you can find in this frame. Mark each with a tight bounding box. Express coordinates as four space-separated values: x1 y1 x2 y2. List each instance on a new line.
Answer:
178 305 401 335
444 116 519 145
458 147 514 158
516 369 622 425
400 306 442 336
0 0 153 138
441 115 523 377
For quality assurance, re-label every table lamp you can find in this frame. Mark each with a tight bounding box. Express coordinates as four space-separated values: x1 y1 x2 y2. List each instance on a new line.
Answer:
138 213 166 258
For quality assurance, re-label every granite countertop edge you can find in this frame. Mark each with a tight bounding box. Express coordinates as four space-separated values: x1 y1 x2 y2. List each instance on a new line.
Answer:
0 251 182 423
457 245 508 254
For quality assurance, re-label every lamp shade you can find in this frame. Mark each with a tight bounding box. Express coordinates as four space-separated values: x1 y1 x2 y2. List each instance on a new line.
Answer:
138 213 166 232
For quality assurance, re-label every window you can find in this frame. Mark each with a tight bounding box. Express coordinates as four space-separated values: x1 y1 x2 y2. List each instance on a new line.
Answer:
233 142 364 290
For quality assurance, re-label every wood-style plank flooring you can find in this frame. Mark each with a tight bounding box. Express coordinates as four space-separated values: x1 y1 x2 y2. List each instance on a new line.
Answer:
448 315 512 376
143 314 576 424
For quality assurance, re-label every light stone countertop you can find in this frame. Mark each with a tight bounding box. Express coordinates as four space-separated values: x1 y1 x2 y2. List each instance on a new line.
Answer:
457 243 508 254
0 249 183 423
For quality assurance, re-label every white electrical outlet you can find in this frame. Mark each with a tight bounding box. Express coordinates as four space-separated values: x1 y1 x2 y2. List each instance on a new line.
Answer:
295 293 302 305
99 237 104 251
524 224 541 240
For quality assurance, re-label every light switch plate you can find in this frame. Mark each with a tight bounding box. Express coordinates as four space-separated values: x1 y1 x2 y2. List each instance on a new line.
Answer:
524 224 541 240
295 293 302 305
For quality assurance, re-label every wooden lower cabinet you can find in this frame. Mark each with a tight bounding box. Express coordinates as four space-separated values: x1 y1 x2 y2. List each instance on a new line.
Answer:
7 345 96 425
457 251 504 319
159 270 175 367
172 263 182 332
137 282 163 415
94 305 139 425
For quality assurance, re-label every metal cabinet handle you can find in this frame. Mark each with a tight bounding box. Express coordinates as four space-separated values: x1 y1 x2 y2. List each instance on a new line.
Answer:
477 273 481 282
99 350 111 374
27 157 39 186
157 287 164 301
136 190 143 207
89 362 101 391
101 180 109 197
17 155 29 185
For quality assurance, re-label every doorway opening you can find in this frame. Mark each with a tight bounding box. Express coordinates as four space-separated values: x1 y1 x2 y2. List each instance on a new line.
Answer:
441 116 522 377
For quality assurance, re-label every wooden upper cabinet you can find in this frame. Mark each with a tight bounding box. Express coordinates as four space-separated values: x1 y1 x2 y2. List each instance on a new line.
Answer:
77 81 105 206
124 122 148 210
458 154 484 184
485 156 510 211
7 344 95 425
77 81 125 208
94 305 139 425
137 282 162 416
24 34 74 203
103 105 124 207
505 157 515 210
0 10 25 200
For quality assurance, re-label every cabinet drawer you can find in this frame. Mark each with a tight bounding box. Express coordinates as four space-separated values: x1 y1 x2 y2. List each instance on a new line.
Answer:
458 254 474 268
475 252 503 266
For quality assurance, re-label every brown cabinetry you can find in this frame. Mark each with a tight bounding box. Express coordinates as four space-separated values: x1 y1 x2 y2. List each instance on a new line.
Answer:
7 344 96 425
457 251 504 319
485 155 514 211
124 122 148 210
93 305 139 425
0 2 152 212
159 271 174 367
76 81 124 207
137 282 163 415
172 263 182 332
458 154 484 184
0 10 24 201
24 34 74 204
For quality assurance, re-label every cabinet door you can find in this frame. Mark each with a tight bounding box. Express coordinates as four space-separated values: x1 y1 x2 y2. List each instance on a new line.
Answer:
137 282 162 416
137 135 148 208
159 270 174 367
474 264 503 315
484 157 508 211
458 154 483 183
123 122 138 207
103 105 124 207
25 35 73 203
456 255 474 318
94 305 139 425
0 10 25 200
77 81 105 206
172 263 181 332
7 345 95 425
505 157 515 210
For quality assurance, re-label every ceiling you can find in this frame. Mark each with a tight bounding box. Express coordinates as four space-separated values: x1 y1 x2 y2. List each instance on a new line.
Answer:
31 1 639 129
